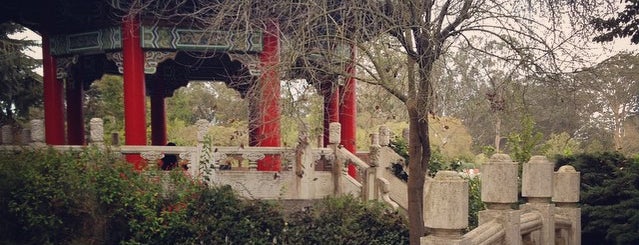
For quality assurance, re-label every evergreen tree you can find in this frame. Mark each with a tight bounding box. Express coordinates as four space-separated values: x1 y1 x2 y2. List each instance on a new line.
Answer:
0 22 42 125
557 152 639 244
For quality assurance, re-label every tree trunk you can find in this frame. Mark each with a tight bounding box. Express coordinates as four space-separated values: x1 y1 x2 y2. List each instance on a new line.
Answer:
407 101 424 244
407 45 435 244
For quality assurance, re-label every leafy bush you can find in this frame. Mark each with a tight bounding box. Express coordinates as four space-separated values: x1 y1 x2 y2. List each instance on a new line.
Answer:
0 148 284 244
466 176 485 231
282 195 409 245
556 152 639 245
0 148 409 244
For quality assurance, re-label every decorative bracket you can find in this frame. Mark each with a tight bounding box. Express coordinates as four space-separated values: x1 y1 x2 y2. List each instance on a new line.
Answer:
144 51 177 74
106 52 124 74
56 55 79 79
106 51 177 74
228 53 261 76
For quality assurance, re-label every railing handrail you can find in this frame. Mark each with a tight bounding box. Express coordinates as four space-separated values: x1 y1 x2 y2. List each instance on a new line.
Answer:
520 211 543 235
464 220 505 244
375 176 400 210
336 147 370 170
554 214 572 230
118 145 198 154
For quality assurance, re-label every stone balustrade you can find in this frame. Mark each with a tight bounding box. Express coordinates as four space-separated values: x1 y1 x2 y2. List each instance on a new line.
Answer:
418 153 581 245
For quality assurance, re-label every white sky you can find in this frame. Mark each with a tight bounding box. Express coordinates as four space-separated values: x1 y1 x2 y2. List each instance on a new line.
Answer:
9 29 43 75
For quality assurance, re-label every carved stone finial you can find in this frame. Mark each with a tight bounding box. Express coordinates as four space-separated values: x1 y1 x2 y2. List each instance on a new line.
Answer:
90 118 104 144
1 125 12 145
195 119 209 142
328 122 341 145
30 119 45 143
522 155 554 201
370 133 379 146
379 125 390 146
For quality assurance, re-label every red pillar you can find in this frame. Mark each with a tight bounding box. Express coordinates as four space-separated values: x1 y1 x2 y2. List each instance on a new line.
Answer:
66 79 85 145
122 16 147 169
150 94 167 146
256 20 281 171
42 35 65 145
323 82 340 147
248 93 260 147
340 45 357 178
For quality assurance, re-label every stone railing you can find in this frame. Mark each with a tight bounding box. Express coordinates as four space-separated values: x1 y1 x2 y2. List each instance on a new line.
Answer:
421 154 581 245
0 119 348 200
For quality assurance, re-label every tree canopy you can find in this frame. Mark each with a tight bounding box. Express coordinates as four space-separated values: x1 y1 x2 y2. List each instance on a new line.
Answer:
592 1 639 44
0 23 41 125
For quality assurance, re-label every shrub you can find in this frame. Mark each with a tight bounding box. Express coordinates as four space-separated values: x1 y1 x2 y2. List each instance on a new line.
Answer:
0 148 408 244
556 152 639 245
282 195 409 245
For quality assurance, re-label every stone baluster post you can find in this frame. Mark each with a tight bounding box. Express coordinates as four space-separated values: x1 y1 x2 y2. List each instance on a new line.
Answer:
21 128 31 145
89 118 104 147
379 125 390 146
480 154 521 245
195 119 209 144
193 119 209 174
521 155 555 244
1 125 12 145
368 132 381 200
30 119 45 147
553 165 581 245
422 171 470 244
329 122 343 195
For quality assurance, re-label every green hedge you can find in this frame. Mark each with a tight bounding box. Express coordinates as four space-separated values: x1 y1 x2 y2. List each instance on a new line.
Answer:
0 148 407 244
556 152 639 245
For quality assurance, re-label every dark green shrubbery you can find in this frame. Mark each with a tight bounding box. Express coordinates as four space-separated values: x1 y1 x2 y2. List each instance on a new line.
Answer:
0 148 408 244
282 195 409 245
556 152 639 245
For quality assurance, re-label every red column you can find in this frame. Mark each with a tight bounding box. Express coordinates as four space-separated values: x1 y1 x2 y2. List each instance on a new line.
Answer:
323 82 340 147
248 92 260 147
256 20 281 171
66 79 85 145
150 94 167 146
42 35 65 145
340 45 357 178
122 16 147 169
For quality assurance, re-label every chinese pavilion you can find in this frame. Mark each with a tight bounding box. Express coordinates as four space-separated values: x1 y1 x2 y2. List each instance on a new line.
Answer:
1 0 358 174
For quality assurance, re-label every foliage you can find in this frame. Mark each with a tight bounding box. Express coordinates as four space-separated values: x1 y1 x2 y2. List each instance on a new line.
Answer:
0 148 278 244
168 83 247 126
506 115 545 164
572 52 639 152
282 195 409 245
85 75 125 144
0 22 42 125
592 2 639 43
389 137 409 161
556 152 639 245
466 176 485 231
0 148 410 244
542 132 582 159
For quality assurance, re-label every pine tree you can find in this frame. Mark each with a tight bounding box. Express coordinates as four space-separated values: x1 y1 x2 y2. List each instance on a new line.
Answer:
0 22 42 125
